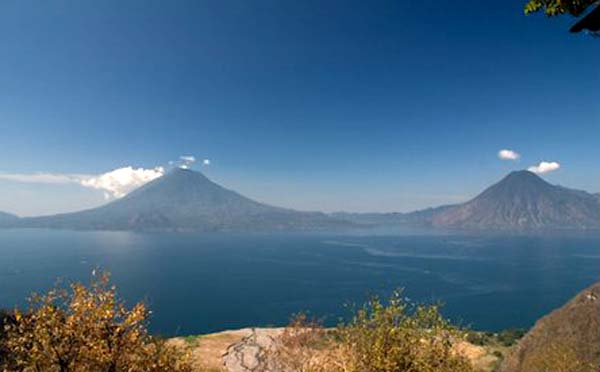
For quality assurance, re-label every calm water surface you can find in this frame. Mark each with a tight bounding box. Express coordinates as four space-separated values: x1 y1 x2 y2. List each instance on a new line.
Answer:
1 228 599 336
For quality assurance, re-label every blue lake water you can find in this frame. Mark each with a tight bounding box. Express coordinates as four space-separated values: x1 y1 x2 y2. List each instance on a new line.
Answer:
1 228 599 336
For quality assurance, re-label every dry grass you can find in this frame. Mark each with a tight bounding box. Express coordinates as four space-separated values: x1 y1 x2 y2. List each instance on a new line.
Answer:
270 331 507 372
454 341 508 372
170 327 505 372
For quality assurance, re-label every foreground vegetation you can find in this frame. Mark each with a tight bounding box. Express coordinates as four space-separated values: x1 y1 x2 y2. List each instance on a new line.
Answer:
1 273 592 372
268 294 476 372
0 274 479 372
0 273 191 372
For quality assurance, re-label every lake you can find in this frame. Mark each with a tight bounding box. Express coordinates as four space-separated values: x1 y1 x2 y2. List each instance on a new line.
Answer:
1 228 599 336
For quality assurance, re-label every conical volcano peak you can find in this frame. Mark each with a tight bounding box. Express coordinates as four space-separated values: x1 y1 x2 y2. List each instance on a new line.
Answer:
502 170 545 183
428 170 600 229
132 167 216 195
18 165 347 231
506 169 535 177
164 167 208 179
488 170 552 195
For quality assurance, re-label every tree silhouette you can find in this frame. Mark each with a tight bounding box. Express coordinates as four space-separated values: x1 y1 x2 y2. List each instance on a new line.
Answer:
525 0 600 33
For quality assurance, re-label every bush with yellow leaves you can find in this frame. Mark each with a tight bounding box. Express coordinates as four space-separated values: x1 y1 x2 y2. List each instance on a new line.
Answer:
269 290 475 372
1 272 191 372
339 290 474 372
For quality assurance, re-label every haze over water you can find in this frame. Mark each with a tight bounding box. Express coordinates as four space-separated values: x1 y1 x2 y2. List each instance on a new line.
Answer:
1 228 598 336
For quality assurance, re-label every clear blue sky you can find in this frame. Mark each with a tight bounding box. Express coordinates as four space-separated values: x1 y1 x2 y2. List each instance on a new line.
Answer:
1 0 598 216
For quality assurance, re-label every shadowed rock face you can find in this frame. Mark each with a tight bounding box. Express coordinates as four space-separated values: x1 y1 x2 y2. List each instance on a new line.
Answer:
17 168 348 231
499 281 600 372
428 171 600 230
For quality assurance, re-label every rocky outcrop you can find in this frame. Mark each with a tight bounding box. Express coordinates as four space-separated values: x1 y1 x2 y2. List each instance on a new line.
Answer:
499 281 600 372
222 328 283 372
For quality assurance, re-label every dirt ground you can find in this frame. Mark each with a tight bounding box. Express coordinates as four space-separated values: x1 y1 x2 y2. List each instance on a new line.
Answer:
169 328 280 371
169 328 508 372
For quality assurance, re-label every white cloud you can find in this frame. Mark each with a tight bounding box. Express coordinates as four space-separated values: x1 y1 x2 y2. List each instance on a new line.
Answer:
498 149 520 161
81 166 164 198
528 161 560 174
0 173 87 184
202 159 211 166
0 166 165 199
177 155 197 169
179 155 196 163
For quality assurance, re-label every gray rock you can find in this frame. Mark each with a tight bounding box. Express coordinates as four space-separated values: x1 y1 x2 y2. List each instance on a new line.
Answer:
223 328 282 372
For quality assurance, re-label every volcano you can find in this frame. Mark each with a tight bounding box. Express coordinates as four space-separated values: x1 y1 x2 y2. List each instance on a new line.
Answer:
19 168 348 231
428 170 600 230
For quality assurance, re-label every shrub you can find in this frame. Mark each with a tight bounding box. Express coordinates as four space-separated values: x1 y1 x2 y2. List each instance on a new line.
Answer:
339 290 474 372
465 331 490 346
496 327 526 347
0 309 15 366
1 272 192 372
269 290 475 372
268 313 340 372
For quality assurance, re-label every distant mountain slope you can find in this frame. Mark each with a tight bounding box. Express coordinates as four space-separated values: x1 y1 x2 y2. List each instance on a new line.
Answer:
8 169 600 232
333 171 599 230
331 205 455 226
499 281 600 372
330 212 407 225
427 171 600 230
19 169 349 231
0 211 18 227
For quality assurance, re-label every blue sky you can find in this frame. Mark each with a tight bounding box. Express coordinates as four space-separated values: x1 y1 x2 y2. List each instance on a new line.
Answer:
1 0 599 216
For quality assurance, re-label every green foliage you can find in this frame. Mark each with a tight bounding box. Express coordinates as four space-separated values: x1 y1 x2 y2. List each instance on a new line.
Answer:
524 0 597 16
465 327 526 348
269 292 476 372
465 331 491 346
338 290 474 372
497 327 526 347
183 334 203 345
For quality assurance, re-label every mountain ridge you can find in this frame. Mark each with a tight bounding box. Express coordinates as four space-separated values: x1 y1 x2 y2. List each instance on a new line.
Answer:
18 168 349 231
336 171 599 230
0 211 18 227
427 170 600 230
4 169 599 231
